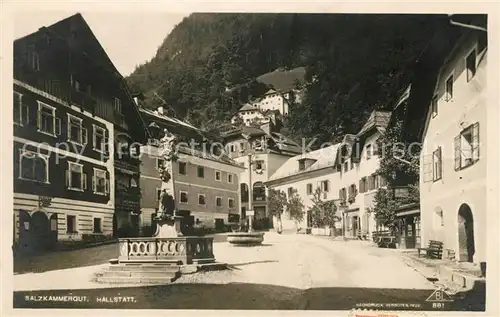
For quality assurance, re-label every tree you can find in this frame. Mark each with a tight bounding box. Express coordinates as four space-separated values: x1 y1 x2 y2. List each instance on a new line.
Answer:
309 187 341 229
286 188 305 230
268 189 288 233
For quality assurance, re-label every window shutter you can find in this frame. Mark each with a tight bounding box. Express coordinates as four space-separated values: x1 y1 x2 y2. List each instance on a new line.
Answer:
65 170 70 188
438 147 443 179
472 122 479 162
339 189 342 200
359 179 364 193
454 135 461 170
82 173 87 190
55 117 61 135
92 175 96 192
105 179 110 194
37 108 41 129
104 135 110 154
423 154 433 182
22 104 29 125
82 128 88 144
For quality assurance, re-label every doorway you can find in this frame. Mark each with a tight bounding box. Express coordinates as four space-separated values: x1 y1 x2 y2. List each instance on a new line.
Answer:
458 203 475 262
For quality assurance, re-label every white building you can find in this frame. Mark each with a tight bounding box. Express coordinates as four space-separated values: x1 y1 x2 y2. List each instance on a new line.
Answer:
413 19 487 264
266 144 341 232
222 124 302 229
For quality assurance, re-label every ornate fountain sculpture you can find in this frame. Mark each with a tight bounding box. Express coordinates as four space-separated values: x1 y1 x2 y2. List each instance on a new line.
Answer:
153 129 184 238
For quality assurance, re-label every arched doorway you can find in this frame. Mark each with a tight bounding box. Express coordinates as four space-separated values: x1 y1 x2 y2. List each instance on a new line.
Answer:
458 203 475 262
31 211 50 252
18 210 32 254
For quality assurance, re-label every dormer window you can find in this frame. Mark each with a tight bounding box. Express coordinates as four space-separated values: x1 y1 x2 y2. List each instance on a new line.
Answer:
298 159 306 171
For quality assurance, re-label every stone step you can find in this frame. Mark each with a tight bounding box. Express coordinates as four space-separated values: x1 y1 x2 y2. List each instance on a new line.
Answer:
95 274 179 284
99 270 181 278
107 264 180 273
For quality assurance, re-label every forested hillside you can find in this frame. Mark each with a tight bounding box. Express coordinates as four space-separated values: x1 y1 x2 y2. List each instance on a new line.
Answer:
126 13 450 143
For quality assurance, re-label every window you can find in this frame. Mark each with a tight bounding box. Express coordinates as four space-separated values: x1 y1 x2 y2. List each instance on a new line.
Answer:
114 97 122 114
178 162 187 175
466 49 477 82
37 102 57 135
366 144 372 160
180 191 188 203
93 218 102 233
298 159 306 171
228 198 235 208
116 174 130 190
254 160 264 170
30 51 39 71
445 74 453 101
455 123 479 170
156 188 162 201
215 170 222 181
67 161 86 191
431 95 438 117
433 147 443 181
339 188 347 201
374 174 380 189
93 125 106 152
19 151 48 183
321 180 329 192
92 168 109 195
68 114 86 144
239 142 246 152
13 92 29 125
359 177 367 193
228 173 233 184
66 215 76 233
216 196 223 207
156 158 165 170
306 183 313 195
230 144 235 152
197 166 204 178
74 80 81 92
198 194 206 206
287 187 294 197
343 160 349 172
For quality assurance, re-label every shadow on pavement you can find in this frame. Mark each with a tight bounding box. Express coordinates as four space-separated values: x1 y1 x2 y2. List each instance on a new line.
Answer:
14 283 485 311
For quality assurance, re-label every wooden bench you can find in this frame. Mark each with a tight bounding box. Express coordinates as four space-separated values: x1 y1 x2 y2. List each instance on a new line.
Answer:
417 240 443 259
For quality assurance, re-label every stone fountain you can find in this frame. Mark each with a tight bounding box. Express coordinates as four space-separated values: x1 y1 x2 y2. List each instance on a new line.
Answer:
96 129 218 284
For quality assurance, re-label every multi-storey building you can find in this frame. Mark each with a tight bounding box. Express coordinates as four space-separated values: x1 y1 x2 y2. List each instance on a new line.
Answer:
12 13 149 252
222 123 302 229
137 104 243 233
406 15 487 264
335 111 391 239
266 110 390 237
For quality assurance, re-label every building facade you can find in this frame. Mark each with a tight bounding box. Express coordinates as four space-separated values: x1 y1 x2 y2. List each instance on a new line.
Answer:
417 23 487 264
223 124 302 229
13 13 149 252
137 105 243 233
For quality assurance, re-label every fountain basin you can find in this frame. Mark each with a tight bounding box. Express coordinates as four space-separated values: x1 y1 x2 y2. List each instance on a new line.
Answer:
226 232 265 246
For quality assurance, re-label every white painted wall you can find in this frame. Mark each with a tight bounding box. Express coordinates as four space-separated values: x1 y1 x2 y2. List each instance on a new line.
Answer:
419 32 487 264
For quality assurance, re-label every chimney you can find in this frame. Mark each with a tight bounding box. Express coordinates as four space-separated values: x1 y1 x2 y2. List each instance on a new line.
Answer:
157 106 164 115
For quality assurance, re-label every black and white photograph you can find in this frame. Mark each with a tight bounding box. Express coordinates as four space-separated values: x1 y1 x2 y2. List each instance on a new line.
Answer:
1 2 497 315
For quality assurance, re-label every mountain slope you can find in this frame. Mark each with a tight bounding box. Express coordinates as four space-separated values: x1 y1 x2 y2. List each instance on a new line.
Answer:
126 13 450 140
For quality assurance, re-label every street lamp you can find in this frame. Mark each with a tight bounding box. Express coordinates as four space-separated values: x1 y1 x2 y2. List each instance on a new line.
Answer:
333 199 347 240
242 133 255 233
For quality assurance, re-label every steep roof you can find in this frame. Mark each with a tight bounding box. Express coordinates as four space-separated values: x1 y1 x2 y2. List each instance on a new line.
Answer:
177 145 241 168
268 144 340 183
357 111 392 137
239 103 258 112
